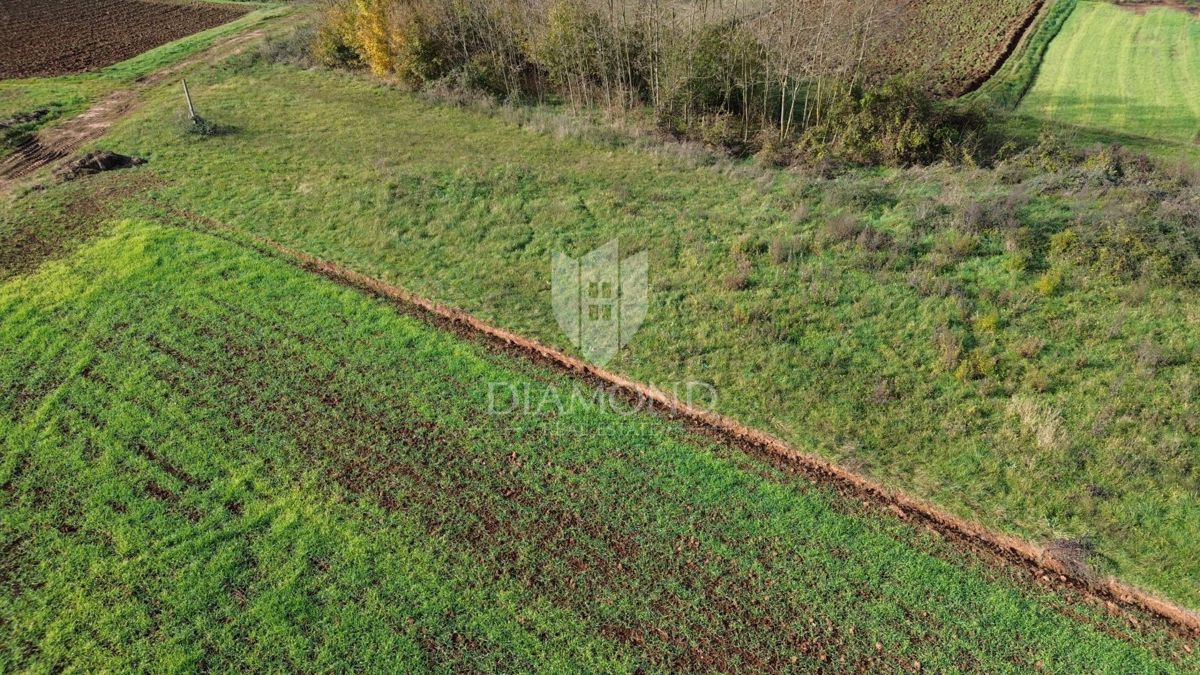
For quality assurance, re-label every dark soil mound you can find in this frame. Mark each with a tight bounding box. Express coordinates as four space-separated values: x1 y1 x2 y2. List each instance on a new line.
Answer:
0 109 49 129
54 151 146 181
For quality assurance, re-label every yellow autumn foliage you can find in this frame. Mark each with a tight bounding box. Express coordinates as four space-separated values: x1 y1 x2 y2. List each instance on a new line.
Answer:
355 0 395 76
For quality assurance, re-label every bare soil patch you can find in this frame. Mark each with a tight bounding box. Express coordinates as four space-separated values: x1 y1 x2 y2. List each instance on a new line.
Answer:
53 150 145 181
1115 1 1200 16
0 0 250 80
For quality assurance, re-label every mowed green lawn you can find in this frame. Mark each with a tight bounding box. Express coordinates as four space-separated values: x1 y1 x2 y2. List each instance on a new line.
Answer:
1019 1 1200 150
1 219 1195 671
54 53 1200 610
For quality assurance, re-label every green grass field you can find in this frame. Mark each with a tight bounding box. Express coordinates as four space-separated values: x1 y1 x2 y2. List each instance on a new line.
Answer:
1018 1 1200 153
3 9 1200 664
24 50 1191 611
1 218 1195 670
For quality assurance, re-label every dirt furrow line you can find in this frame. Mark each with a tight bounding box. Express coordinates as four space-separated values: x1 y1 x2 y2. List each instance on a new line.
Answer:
956 0 1048 96
147 199 1200 639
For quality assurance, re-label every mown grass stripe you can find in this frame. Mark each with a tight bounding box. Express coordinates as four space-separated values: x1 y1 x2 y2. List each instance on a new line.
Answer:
1019 2 1200 148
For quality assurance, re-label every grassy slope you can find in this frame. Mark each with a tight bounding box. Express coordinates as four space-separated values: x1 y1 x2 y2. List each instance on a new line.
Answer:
1016 1 1200 154
71 58 1200 609
1 219 1195 670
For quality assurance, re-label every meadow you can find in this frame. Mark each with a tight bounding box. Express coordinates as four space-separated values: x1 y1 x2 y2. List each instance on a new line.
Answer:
3 0 1200 664
1018 1 1200 155
23 46 1187 612
1 217 1195 670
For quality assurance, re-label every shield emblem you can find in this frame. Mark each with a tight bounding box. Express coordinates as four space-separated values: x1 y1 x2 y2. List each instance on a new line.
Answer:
552 239 647 366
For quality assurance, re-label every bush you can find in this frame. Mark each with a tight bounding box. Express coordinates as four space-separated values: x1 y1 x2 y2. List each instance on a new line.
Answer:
768 235 808 265
186 115 235 137
1053 218 1183 283
697 113 741 150
931 229 978 266
1081 144 1124 185
798 77 989 167
354 0 396 75
382 1 449 86
827 181 895 211
314 0 451 84
960 189 1026 232
1034 268 1064 296
856 226 893 253
725 255 752 290
314 1 362 68
820 213 864 247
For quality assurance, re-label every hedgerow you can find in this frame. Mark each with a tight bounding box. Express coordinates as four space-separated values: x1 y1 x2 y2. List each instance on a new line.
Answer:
308 0 1010 167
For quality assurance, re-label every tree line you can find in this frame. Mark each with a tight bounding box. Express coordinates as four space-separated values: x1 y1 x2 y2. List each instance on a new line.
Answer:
314 0 990 166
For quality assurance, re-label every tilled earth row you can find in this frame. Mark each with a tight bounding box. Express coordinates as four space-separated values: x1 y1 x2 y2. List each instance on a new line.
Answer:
0 0 249 80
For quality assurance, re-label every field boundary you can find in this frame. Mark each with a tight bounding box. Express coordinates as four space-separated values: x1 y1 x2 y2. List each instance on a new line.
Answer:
146 198 1200 638
968 0 1079 108
956 0 1049 97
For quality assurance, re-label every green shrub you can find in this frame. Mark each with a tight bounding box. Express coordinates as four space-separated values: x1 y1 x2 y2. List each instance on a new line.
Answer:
931 229 978 267
973 312 1001 334
1049 228 1077 258
960 189 1027 232
1078 144 1126 185
798 77 989 167
820 213 865 247
1004 251 1029 274
1034 268 1064 296
856 226 894 253
725 254 752 290
314 1 362 68
1055 219 1184 283
768 235 808 265
260 25 318 67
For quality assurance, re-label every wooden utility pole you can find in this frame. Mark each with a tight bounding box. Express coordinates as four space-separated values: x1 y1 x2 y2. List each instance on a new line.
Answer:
182 79 196 120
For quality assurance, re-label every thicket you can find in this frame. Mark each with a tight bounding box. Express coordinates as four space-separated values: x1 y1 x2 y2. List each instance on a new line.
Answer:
311 0 991 167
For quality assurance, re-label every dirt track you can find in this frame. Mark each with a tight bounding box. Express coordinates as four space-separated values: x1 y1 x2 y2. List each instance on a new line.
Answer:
0 0 249 80
0 27 267 190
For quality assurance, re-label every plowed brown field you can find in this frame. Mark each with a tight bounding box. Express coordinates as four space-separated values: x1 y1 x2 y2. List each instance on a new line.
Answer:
0 0 249 80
